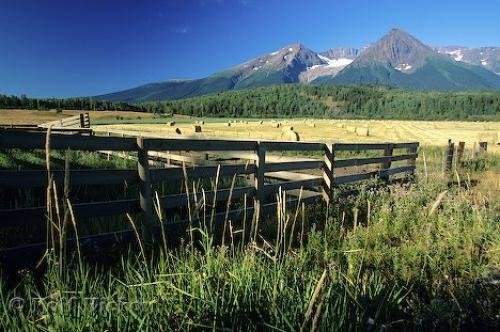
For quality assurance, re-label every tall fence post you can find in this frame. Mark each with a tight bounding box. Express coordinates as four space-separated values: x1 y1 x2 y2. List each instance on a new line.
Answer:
322 143 334 203
79 113 85 128
381 143 393 181
253 142 266 233
137 137 154 243
456 142 465 167
444 139 455 173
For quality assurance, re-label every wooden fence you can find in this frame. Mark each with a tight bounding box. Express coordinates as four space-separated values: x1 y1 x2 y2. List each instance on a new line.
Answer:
38 112 91 129
0 129 419 258
0 113 93 135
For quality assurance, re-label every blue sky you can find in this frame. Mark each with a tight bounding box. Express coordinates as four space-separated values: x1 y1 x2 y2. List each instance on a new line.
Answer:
0 0 499 98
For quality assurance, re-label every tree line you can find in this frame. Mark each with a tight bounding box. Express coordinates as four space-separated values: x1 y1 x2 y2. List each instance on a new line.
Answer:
139 84 500 121
3 85 500 121
0 94 142 112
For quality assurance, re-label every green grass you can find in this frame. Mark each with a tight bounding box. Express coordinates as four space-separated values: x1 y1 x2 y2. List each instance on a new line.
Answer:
0 148 499 330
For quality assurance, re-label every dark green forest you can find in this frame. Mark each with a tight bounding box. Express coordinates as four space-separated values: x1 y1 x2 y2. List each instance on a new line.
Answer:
2 85 500 121
0 94 142 112
142 85 500 121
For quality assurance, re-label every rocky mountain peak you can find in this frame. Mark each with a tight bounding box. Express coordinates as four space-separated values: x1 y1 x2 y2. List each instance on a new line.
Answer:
353 28 435 73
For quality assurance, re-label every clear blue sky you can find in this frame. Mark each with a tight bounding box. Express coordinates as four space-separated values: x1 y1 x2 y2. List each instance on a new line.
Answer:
0 0 498 98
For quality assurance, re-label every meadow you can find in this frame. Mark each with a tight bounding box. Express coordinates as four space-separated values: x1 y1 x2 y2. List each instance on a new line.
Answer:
2 108 498 149
0 110 499 330
95 117 500 151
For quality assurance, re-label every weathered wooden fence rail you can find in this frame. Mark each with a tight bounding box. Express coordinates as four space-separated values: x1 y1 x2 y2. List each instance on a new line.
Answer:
0 129 419 256
38 112 91 129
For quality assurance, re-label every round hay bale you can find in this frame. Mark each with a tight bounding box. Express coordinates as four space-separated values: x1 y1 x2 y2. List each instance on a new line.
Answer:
356 127 370 137
307 122 316 128
227 122 231 127
282 126 294 131
346 125 356 133
259 120 263 125
168 121 176 126
281 129 300 141
192 125 202 133
175 128 182 134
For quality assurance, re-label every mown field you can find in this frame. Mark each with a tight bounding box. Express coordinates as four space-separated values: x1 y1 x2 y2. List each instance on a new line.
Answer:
0 109 154 125
96 117 500 150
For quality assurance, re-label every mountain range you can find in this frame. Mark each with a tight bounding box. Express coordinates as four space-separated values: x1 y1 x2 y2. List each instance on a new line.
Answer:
96 28 500 103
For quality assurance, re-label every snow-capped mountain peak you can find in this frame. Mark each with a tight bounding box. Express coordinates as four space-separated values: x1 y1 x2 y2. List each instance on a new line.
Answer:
436 46 500 74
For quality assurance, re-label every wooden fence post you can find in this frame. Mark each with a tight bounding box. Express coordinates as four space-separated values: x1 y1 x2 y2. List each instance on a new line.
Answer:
137 137 154 243
444 139 454 173
478 141 488 154
381 143 393 181
456 142 465 167
79 113 85 128
407 143 419 176
253 142 266 230
322 143 334 203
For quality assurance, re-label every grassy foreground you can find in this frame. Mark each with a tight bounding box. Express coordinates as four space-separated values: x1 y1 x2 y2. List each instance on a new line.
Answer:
0 153 499 331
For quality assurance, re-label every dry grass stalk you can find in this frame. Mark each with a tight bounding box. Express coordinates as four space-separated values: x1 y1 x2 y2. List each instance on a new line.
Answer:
44 125 57 257
210 165 221 233
126 213 148 268
221 173 237 247
300 202 305 250
310 293 325 332
288 187 303 251
66 198 83 274
301 269 328 332
153 191 169 254
242 193 247 246
429 190 448 216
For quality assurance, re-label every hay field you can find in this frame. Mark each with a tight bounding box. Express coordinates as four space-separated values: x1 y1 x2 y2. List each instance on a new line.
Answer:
0 109 154 125
95 118 500 148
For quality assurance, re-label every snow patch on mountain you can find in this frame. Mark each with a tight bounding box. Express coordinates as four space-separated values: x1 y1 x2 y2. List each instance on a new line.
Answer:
318 55 353 68
447 49 464 61
395 63 413 72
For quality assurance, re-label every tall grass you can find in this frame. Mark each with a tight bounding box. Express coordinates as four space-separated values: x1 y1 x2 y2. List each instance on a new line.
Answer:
1 158 499 330
0 143 499 330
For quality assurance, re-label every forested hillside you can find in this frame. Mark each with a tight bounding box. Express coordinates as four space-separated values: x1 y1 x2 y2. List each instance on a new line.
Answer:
141 84 500 120
3 85 500 121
